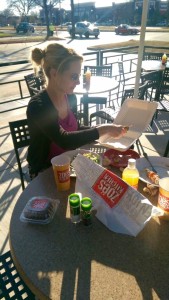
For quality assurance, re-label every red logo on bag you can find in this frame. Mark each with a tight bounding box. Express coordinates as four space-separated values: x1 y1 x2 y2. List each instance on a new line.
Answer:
93 170 128 208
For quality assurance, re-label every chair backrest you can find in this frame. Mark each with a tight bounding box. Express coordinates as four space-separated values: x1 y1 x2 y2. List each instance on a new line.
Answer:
84 65 112 77
29 86 40 96
118 61 126 82
121 81 148 105
161 67 169 84
9 119 30 190
80 96 107 125
80 96 107 105
24 73 42 96
0 250 36 299
122 87 134 103
141 70 163 86
68 93 86 126
156 68 169 101
118 61 124 74
141 70 163 101
143 52 163 61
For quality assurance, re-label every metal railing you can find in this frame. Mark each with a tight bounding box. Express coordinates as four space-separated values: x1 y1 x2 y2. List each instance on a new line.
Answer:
1 45 167 114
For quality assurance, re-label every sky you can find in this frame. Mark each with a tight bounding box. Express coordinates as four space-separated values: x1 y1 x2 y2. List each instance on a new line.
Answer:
1 0 129 11
1 0 7 10
1 0 168 11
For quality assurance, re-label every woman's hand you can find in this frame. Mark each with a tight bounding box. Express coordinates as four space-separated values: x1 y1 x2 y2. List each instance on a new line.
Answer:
96 124 129 139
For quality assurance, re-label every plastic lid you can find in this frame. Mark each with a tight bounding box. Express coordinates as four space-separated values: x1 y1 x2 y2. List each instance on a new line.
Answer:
128 158 136 169
20 197 60 224
81 197 92 211
69 193 80 207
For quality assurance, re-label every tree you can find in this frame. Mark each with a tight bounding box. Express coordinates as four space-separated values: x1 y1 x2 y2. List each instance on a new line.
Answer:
0 8 14 26
0 8 14 17
34 0 63 37
70 0 75 38
34 0 63 8
7 0 35 17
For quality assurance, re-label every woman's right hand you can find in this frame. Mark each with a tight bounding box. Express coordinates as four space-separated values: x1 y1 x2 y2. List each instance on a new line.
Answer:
96 124 129 139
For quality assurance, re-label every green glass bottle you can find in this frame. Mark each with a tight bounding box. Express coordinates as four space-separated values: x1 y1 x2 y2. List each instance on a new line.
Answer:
81 197 92 226
68 193 81 224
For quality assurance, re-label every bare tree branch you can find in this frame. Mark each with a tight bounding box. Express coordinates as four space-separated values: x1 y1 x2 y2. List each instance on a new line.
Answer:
34 0 63 9
0 8 14 17
7 0 36 16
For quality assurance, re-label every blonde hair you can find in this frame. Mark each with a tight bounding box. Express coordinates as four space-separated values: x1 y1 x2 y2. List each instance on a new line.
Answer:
30 43 83 79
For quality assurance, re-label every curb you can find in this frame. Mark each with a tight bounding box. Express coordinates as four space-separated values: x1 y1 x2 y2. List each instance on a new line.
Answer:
0 36 65 44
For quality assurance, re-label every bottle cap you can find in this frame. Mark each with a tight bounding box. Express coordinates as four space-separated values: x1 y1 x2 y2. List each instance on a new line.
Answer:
128 158 136 169
69 193 80 207
81 197 92 211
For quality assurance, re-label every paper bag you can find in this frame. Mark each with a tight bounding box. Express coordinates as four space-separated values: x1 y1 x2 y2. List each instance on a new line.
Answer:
72 154 162 237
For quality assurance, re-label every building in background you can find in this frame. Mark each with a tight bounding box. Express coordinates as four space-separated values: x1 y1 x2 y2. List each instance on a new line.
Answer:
1 0 169 27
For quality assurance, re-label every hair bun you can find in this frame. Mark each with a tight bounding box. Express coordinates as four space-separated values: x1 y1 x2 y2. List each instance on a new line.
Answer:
31 47 45 65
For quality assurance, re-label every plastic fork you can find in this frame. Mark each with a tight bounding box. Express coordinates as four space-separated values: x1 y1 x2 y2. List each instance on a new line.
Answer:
143 152 158 174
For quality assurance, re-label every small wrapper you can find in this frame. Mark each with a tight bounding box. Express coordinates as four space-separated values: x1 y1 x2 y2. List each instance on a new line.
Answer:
145 168 160 185
143 184 159 196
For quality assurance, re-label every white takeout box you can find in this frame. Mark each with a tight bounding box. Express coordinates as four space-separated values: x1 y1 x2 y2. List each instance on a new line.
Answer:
98 98 158 151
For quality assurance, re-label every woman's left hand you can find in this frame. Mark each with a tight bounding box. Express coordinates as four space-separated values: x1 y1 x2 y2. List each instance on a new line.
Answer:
96 124 129 139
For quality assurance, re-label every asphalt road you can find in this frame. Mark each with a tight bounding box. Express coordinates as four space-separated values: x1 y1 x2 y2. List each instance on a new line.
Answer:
0 31 169 64
0 30 168 109
0 30 168 85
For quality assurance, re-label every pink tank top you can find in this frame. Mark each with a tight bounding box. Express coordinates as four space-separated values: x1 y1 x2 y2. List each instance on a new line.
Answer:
48 107 78 160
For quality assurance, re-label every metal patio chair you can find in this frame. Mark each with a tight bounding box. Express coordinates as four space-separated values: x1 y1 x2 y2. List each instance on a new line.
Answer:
68 93 87 127
141 69 169 124
80 96 107 125
157 67 169 101
24 73 43 97
0 250 36 299
141 70 163 100
9 119 30 190
143 52 163 61
80 65 113 124
83 65 112 78
89 81 149 125
140 69 169 128
117 61 136 97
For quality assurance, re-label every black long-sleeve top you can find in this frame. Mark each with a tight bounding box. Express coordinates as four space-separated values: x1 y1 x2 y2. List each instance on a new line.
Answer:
26 90 99 174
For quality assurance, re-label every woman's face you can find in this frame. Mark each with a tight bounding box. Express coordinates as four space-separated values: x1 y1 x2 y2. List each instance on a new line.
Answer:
56 60 82 94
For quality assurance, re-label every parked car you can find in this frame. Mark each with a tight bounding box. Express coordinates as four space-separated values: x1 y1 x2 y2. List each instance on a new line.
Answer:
16 22 35 33
115 24 139 35
156 21 168 27
62 22 72 26
67 21 100 38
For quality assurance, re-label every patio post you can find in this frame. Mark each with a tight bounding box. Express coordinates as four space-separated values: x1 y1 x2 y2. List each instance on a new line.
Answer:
134 0 149 98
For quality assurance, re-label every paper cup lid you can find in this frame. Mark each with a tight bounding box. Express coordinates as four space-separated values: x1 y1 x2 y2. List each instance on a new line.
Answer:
51 154 70 166
159 177 169 192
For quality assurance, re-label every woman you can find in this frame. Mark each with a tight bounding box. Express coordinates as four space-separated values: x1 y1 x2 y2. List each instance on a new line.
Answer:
27 42 128 178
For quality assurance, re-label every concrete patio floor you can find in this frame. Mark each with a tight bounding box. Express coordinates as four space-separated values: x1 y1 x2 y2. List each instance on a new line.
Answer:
0 102 169 255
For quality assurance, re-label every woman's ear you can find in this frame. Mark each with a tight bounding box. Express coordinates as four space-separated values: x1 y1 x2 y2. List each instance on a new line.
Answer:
50 68 58 78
